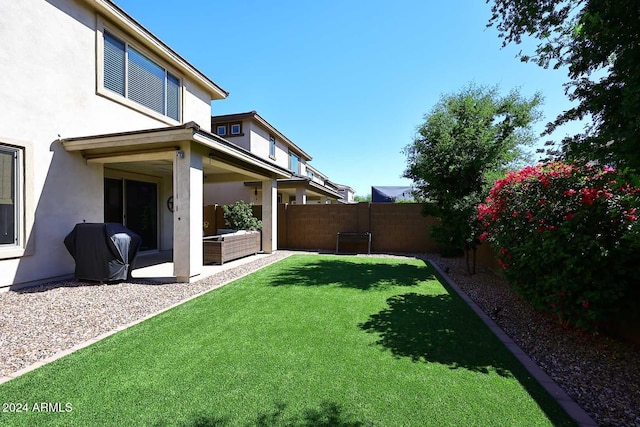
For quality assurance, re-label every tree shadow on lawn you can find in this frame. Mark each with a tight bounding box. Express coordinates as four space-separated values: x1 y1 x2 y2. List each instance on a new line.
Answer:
359 292 515 376
269 258 433 290
154 401 371 427
358 292 575 426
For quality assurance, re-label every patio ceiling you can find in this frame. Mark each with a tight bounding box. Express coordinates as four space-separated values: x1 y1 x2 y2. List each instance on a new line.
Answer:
60 122 291 181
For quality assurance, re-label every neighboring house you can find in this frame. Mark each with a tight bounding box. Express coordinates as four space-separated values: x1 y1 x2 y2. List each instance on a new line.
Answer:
303 165 338 205
208 111 343 205
0 0 289 288
333 183 356 204
371 186 414 203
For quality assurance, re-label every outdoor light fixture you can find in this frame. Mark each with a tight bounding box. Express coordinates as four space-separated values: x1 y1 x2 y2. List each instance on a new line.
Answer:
176 151 184 159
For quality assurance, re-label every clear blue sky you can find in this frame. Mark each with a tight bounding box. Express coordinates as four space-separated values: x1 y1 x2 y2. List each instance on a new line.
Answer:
115 0 585 197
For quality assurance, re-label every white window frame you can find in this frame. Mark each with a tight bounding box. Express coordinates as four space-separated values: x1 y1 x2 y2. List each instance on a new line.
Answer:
289 151 300 174
216 125 227 136
269 135 276 159
96 19 183 125
0 138 33 260
230 123 241 135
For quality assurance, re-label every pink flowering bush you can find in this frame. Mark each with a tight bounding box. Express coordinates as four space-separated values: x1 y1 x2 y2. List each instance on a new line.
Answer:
478 162 640 328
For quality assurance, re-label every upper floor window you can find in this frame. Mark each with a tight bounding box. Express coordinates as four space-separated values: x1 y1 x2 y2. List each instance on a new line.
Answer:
0 145 21 247
269 135 276 159
103 30 181 121
289 152 300 174
214 122 242 136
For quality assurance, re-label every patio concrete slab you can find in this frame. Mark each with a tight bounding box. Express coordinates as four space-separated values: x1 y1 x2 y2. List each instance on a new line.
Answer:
131 250 275 283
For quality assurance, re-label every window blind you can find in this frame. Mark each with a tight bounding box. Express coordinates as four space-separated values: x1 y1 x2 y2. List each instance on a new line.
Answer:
0 150 14 205
103 31 180 120
0 147 17 245
128 47 165 115
103 32 125 96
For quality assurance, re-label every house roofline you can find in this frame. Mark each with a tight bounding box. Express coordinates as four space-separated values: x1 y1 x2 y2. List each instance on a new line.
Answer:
305 163 329 180
60 121 292 179
211 111 313 161
329 181 355 192
87 0 228 100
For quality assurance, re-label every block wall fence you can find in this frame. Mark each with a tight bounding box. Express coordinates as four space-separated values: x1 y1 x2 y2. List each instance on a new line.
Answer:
204 202 500 271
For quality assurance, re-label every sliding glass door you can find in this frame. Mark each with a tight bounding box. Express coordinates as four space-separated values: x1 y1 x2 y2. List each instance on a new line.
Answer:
104 178 158 251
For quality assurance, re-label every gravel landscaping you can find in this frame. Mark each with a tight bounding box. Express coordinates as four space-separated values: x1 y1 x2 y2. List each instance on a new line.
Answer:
0 251 293 379
1 251 639 426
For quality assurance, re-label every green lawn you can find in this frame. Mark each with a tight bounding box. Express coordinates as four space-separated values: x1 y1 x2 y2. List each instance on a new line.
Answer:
0 255 574 426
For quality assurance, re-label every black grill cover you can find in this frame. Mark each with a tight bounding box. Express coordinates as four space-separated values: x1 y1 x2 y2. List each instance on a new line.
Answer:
64 223 142 282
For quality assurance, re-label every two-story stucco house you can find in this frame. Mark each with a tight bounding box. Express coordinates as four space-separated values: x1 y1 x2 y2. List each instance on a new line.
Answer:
208 111 343 206
0 0 289 289
334 183 356 204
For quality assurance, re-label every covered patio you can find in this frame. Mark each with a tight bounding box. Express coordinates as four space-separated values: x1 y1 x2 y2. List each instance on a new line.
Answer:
61 122 290 282
245 176 342 205
130 249 278 283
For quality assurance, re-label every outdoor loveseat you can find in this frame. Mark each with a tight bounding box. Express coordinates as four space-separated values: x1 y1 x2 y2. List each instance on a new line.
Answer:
203 230 260 265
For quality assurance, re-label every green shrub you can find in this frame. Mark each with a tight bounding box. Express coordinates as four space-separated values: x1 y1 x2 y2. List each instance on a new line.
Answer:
478 162 640 328
222 200 262 231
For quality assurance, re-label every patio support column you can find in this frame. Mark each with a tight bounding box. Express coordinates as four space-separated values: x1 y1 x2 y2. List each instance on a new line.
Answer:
296 187 307 205
261 178 277 253
173 143 203 281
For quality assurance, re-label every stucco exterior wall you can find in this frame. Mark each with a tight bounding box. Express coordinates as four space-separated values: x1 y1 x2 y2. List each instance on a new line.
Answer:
204 182 256 206
247 125 271 160
0 0 215 288
245 122 296 171
309 175 324 185
224 120 310 177
273 139 290 169
298 162 308 176
184 81 215 133
225 121 251 151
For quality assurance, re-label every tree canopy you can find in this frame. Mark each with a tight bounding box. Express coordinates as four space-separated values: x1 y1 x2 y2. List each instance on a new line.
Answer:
354 194 372 202
487 0 640 170
403 84 541 262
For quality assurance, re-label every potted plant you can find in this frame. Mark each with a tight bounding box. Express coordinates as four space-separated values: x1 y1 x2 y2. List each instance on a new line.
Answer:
204 201 262 265
221 200 262 231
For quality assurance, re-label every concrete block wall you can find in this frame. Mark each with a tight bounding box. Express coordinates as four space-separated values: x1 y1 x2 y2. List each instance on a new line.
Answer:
369 203 439 253
280 204 359 251
278 202 440 253
208 202 500 271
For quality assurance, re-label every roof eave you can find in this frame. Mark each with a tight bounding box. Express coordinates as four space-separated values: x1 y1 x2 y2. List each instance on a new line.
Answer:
61 123 291 179
88 0 228 100
211 111 313 161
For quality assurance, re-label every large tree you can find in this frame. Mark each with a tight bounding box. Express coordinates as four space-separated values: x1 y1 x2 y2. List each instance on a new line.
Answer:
488 0 640 170
404 85 541 270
